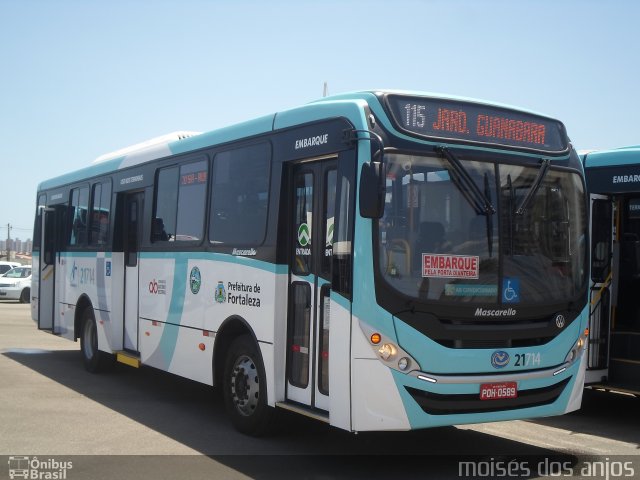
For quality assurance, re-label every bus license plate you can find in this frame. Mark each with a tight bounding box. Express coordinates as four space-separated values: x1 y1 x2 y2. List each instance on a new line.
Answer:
479 382 517 400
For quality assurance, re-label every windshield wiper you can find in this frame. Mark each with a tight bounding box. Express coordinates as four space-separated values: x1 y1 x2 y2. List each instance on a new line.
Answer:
506 174 514 255
484 172 494 257
436 146 496 215
516 158 550 215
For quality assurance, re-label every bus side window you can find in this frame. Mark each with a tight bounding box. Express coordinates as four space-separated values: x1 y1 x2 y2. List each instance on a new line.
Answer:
43 208 56 265
33 195 46 254
153 159 208 243
154 166 178 242
332 165 354 298
69 186 89 246
591 199 612 283
89 181 112 247
210 143 271 246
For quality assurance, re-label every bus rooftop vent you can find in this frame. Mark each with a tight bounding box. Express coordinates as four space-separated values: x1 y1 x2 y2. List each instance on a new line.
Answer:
93 131 202 164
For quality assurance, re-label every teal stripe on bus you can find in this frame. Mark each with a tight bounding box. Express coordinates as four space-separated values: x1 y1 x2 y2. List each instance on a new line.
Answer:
139 251 287 275
38 156 124 191
584 146 640 168
60 252 113 258
167 115 275 156
158 258 188 366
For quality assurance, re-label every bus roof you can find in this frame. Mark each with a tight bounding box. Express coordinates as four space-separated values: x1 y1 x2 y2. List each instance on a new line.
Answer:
583 146 640 194
37 90 564 191
93 131 202 164
583 145 640 168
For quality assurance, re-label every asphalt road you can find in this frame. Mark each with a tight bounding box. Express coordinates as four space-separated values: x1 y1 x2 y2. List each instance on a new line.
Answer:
1 301 638 479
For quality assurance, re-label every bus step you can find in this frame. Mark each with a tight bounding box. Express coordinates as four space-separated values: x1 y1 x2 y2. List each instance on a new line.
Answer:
589 382 640 397
275 402 329 423
115 351 141 368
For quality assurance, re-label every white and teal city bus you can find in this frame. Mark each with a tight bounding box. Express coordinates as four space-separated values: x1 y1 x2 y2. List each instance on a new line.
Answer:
583 146 640 395
32 91 590 435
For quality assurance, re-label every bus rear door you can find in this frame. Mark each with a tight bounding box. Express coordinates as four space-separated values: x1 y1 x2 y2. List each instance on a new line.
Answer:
123 191 144 352
38 205 62 332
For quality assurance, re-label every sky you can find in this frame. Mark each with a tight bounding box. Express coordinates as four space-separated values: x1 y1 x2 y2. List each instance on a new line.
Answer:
1 0 639 241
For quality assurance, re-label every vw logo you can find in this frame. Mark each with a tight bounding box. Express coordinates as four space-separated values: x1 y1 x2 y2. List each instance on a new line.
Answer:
491 350 510 369
555 314 566 329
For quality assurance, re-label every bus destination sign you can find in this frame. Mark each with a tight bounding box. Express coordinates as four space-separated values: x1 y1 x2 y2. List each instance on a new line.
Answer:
386 95 567 153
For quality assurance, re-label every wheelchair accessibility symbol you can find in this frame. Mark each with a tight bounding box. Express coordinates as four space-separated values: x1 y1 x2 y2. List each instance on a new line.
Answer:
502 278 520 303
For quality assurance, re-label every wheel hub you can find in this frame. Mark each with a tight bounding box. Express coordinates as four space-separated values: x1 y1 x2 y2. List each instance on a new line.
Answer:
230 354 260 416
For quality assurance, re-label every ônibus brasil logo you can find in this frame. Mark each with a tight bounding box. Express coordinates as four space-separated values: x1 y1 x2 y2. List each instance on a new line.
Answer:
8 456 73 479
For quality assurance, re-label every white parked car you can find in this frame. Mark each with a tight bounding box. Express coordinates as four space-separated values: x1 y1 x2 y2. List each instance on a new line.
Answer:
0 266 32 303
0 261 20 275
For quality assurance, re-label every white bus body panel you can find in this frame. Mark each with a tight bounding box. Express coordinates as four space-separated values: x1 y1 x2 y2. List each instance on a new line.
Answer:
271 274 289 406
124 262 140 351
30 252 40 322
137 255 285 388
349 313 411 431
327 298 354 431
564 348 587 413
109 252 125 352
140 318 214 385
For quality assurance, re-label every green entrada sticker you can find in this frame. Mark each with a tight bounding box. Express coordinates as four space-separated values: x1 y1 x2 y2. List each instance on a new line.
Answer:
298 223 311 246
326 221 334 246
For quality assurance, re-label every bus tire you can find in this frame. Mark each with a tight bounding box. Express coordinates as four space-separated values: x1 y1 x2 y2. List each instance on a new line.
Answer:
19 287 30 304
223 334 274 436
80 307 112 373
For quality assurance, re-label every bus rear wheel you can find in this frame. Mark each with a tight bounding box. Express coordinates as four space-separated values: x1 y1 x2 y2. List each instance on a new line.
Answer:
80 307 112 373
223 334 274 436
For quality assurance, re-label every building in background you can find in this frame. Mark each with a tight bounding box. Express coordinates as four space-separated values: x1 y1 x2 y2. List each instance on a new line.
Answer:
1 237 32 261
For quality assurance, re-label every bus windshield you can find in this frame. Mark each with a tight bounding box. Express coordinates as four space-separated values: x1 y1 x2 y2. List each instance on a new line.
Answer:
377 152 587 306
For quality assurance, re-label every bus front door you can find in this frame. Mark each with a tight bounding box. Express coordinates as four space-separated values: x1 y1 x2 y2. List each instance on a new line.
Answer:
586 194 614 383
286 158 337 412
609 196 640 389
123 192 144 352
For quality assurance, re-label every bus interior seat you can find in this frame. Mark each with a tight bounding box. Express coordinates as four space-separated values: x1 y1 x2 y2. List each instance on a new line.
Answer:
418 221 445 251
414 221 445 271
72 213 88 245
468 216 485 240
152 217 170 241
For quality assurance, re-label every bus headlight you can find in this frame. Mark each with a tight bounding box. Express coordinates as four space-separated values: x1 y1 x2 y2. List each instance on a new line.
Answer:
398 357 410 371
378 343 396 360
359 320 420 373
564 328 589 364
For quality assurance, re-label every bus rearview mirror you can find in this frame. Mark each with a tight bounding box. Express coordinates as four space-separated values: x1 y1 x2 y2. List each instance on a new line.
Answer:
360 162 385 219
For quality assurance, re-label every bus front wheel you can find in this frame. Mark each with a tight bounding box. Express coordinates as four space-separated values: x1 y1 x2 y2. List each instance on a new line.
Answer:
223 334 274 436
